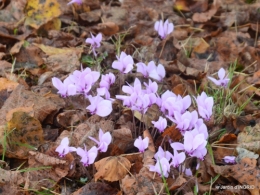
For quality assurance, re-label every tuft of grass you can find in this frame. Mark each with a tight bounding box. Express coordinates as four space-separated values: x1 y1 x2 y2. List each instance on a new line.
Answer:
203 174 220 195
0 126 16 162
205 60 253 123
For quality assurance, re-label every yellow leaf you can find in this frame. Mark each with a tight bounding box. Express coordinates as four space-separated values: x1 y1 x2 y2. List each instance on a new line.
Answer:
25 0 61 29
33 43 83 56
174 0 190 11
4 112 45 158
39 18 61 33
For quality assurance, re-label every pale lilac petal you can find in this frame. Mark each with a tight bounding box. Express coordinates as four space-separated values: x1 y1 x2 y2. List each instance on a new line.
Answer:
154 21 160 31
149 69 160 81
192 134 206 150
88 146 98 164
95 33 102 46
157 64 166 79
86 38 94 45
136 62 148 77
88 136 100 145
184 132 193 152
112 61 123 72
101 132 112 144
68 0 82 5
52 77 63 90
76 147 86 158
167 23 174 34
218 68 226 80
182 95 191 111
208 76 221 86
223 156 236 164
170 142 184 150
67 84 77 96
96 100 112 117
143 137 149 149
119 52 127 60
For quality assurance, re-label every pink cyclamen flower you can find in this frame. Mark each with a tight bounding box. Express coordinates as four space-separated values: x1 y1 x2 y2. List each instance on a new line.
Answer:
171 130 207 160
86 33 102 56
76 145 98 167
144 79 158 94
136 61 156 78
156 90 177 111
154 146 173 162
208 68 230 87
183 131 207 160
170 149 186 168
55 137 76 157
134 136 149 153
196 92 213 121
192 122 209 140
152 116 167 133
86 95 112 117
154 19 174 39
112 51 134 74
223 156 236 164
99 73 115 89
69 67 100 96
149 63 166 82
68 0 82 5
52 77 77 98
149 157 170 178
170 111 198 133
88 129 112 152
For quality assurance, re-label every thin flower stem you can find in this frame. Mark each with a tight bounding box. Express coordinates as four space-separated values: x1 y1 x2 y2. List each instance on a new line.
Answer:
153 129 158 139
132 110 137 138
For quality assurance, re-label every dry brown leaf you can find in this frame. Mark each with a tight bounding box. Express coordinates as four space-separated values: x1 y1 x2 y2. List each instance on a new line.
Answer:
25 151 71 189
72 182 118 195
212 158 260 195
6 106 34 122
192 38 210 54
162 125 182 142
33 43 83 56
214 133 237 163
237 124 260 154
169 175 187 191
0 78 19 92
94 156 131 182
2 112 45 159
192 0 220 22
0 168 24 185
0 85 64 126
112 128 133 152
9 41 24 55
97 22 119 36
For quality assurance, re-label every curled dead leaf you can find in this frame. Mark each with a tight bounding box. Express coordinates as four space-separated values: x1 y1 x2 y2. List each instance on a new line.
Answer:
212 158 260 195
94 156 131 182
97 22 119 36
192 0 220 22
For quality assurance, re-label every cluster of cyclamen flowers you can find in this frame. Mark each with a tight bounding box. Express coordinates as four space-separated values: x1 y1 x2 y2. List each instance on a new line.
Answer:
53 4 235 178
129 88 212 177
55 129 112 166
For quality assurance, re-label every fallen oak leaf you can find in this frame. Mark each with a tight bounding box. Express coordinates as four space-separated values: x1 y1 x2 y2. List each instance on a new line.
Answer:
94 156 131 182
212 158 260 195
192 0 220 23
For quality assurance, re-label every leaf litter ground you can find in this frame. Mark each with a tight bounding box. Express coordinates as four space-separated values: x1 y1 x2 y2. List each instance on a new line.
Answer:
1 0 260 194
